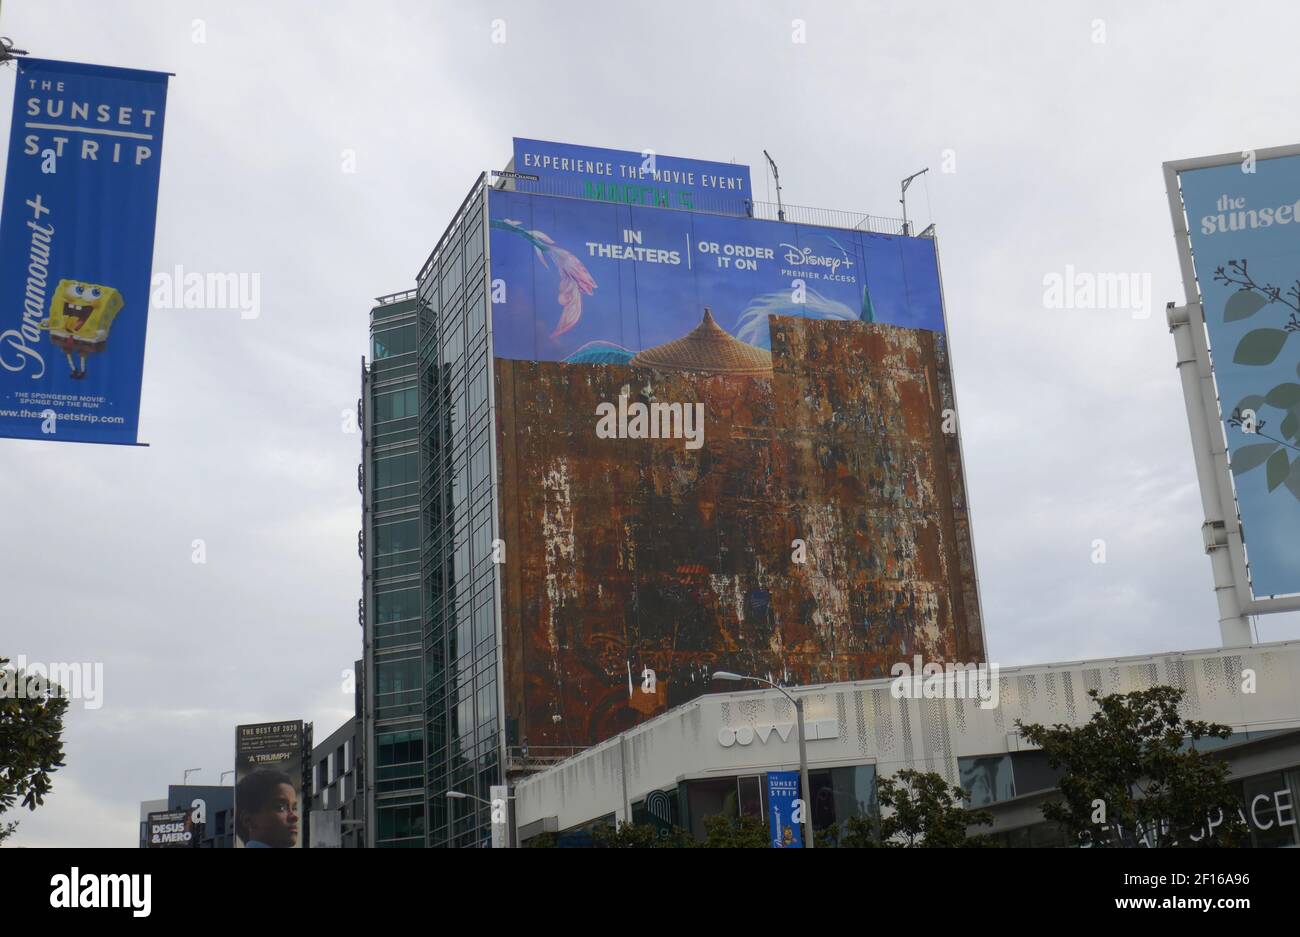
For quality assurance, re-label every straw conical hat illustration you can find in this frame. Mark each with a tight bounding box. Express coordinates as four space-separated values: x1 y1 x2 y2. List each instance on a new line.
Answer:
630 308 773 375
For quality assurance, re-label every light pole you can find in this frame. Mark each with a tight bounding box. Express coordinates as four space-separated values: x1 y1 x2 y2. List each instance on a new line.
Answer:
899 168 929 237
711 672 815 849
183 768 201 785
220 770 234 786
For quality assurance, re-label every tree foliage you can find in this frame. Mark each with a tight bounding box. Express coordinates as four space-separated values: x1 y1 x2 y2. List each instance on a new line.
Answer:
815 813 879 848
592 820 696 848
702 814 768 848
1016 686 1248 848
875 768 995 847
0 656 69 844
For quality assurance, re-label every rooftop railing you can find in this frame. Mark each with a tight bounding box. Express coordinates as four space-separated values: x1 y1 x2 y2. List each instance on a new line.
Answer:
491 172 911 235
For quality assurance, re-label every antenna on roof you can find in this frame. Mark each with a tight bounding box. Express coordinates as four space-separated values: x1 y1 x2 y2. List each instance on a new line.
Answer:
900 168 929 236
763 150 785 222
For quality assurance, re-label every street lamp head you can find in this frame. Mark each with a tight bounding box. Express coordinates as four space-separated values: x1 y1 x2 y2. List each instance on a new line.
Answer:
445 790 467 800
712 671 745 681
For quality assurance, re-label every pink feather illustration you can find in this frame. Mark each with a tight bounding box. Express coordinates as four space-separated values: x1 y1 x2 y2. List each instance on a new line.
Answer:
491 218 597 338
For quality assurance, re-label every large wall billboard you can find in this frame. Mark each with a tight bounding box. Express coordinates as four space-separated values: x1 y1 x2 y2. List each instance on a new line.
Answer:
234 721 304 849
1175 153 1300 600
0 58 170 445
489 188 984 747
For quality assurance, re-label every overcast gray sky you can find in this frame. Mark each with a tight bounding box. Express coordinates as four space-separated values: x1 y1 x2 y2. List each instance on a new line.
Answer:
2 0 1297 847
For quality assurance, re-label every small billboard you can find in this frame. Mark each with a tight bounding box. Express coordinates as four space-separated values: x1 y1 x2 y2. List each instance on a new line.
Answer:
146 808 199 848
234 721 304 849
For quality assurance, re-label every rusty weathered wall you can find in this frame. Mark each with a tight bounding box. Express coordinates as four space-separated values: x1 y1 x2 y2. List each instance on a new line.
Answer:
496 317 983 748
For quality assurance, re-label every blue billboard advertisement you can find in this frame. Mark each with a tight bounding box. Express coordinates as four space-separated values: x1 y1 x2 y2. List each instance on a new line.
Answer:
1180 156 1300 598
0 58 170 445
767 771 804 848
512 137 751 214
488 188 944 364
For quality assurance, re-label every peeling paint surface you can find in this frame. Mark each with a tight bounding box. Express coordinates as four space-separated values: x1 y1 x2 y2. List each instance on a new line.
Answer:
497 317 984 747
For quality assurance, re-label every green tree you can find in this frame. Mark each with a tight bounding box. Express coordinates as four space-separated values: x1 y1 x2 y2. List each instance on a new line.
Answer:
876 768 995 847
651 824 698 848
0 656 69 844
1016 686 1248 848
816 813 879 848
592 820 697 848
702 814 768 848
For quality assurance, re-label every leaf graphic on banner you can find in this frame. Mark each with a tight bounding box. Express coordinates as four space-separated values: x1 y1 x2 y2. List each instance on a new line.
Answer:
1237 394 1266 414
1265 383 1300 409
1234 328 1289 365
1286 459 1300 500
1281 410 1299 442
1265 448 1290 491
1231 442 1279 475
1225 289 1268 322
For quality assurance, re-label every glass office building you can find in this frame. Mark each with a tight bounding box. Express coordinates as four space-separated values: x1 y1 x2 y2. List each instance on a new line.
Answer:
362 289 429 847
360 155 979 847
363 175 502 847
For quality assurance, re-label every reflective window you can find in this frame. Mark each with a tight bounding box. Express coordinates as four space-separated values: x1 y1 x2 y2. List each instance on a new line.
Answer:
376 802 425 844
375 518 419 560
374 452 418 488
959 755 1015 807
376 657 420 695
808 765 877 840
377 729 424 793
373 323 416 359
374 388 417 422
375 586 419 622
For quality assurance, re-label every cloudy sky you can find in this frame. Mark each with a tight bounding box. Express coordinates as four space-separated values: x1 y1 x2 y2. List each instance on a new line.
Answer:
2 0 1297 847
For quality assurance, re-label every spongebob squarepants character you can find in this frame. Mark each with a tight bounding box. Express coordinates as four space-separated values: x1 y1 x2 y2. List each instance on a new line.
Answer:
39 280 124 379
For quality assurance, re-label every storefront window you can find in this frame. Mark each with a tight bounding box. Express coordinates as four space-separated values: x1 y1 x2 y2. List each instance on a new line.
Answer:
959 754 1015 807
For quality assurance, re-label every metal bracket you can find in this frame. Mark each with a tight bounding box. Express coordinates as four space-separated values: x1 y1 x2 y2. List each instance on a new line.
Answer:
1202 520 1229 552
0 37 29 65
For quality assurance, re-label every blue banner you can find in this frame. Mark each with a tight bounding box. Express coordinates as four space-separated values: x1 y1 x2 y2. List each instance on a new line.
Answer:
513 138 751 215
489 189 944 365
767 771 804 848
0 58 170 445
1180 156 1300 598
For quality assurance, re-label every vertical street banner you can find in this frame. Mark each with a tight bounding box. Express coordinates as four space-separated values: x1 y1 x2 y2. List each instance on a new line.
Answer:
1175 152 1300 599
767 771 804 848
234 721 304 849
0 58 170 445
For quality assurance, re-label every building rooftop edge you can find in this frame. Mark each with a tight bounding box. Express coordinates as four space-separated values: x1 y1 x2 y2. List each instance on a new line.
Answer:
513 637 1300 786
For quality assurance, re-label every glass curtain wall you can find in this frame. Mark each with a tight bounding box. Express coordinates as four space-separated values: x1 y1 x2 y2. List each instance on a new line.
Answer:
419 176 501 847
366 292 426 846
